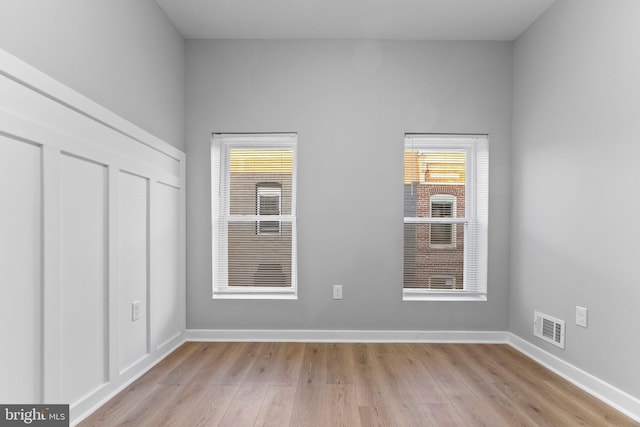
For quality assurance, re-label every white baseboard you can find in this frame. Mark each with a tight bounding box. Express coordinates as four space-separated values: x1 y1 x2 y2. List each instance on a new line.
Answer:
184 329 509 343
507 332 640 423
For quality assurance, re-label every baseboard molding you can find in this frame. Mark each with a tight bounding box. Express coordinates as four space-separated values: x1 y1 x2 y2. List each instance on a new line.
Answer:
507 332 640 423
184 329 509 343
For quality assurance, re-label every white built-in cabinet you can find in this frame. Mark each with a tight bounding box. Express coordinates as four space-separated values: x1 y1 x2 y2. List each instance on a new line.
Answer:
0 49 185 423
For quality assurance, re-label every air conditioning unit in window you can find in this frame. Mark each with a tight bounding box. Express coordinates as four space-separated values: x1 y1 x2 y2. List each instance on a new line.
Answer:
534 311 565 349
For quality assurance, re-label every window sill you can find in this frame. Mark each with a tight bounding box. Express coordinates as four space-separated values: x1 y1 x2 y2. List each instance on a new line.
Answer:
213 288 298 300
403 290 487 302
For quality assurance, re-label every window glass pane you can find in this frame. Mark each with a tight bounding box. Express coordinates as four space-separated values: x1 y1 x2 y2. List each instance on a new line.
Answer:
228 221 293 287
404 223 465 289
404 150 465 218
229 149 293 215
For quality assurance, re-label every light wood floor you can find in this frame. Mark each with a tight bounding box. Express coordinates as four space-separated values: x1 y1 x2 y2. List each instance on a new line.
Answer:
79 342 638 426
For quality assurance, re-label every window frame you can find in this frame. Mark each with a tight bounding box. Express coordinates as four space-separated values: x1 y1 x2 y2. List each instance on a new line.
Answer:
211 133 297 300
403 134 488 301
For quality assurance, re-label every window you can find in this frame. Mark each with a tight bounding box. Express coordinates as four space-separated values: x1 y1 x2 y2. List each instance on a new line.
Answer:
256 183 282 235
212 133 297 299
430 194 456 248
403 134 488 301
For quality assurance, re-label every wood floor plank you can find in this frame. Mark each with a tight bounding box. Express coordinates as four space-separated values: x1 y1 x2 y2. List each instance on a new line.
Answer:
213 341 262 385
422 403 470 426
358 405 398 427
538 378 637 427
241 342 279 384
372 346 432 426
353 343 385 407
394 344 449 405
289 385 328 427
115 383 181 427
253 385 297 427
327 384 361 426
461 345 558 427
475 344 597 426
217 382 269 426
192 341 246 385
159 342 222 385
153 384 238 427
409 343 465 382
326 343 355 385
445 344 543 427
270 342 305 385
298 343 327 386
437 379 512 427
78 342 639 427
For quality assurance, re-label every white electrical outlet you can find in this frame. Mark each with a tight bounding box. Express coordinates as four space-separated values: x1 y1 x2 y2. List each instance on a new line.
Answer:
132 300 141 322
576 306 587 328
333 285 343 300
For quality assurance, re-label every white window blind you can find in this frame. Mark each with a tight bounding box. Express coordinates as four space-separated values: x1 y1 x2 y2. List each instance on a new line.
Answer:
403 134 488 301
211 133 297 299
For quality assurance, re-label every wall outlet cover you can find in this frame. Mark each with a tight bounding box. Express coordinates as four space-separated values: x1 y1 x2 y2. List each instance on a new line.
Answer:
576 306 588 328
132 300 141 321
333 285 343 300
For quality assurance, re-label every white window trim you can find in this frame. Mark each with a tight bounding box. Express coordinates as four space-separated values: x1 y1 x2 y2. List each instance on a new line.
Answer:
403 134 488 302
211 133 297 300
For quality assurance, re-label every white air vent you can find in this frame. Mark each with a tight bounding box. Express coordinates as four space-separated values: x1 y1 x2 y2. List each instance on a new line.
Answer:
534 311 565 349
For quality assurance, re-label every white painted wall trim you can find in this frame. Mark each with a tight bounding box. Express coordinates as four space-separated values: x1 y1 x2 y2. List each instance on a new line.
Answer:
0 49 182 160
507 333 640 423
0 48 186 425
184 329 509 343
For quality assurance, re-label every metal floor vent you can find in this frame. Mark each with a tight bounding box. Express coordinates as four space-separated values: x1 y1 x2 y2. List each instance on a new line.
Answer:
534 311 565 349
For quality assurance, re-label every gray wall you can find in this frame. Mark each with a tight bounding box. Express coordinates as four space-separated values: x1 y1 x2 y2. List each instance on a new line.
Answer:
186 40 512 330
511 0 640 398
0 0 185 149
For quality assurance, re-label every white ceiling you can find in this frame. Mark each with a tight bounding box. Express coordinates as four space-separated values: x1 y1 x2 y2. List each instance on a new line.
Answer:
156 0 556 41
